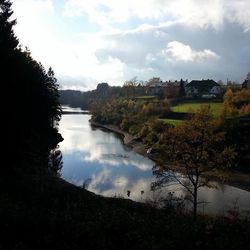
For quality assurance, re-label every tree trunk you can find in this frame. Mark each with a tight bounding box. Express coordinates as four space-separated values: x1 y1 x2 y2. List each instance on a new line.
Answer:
193 186 198 219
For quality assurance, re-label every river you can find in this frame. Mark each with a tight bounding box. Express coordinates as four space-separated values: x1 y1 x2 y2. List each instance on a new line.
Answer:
59 111 250 217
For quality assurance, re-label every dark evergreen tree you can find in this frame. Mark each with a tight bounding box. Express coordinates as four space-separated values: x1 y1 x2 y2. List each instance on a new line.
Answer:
0 0 18 51
179 79 186 97
1 0 62 177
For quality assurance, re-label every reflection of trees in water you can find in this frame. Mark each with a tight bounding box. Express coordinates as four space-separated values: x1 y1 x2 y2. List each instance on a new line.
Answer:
49 147 63 175
82 178 92 189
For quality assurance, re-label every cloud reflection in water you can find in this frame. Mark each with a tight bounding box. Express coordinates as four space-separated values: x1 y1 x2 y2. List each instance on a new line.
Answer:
59 114 250 216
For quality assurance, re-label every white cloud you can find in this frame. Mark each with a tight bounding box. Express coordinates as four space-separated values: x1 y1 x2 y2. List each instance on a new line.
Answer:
13 0 54 46
163 41 220 62
13 0 60 70
63 0 167 22
58 75 96 91
13 0 126 88
167 0 224 30
63 0 250 31
225 0 250 32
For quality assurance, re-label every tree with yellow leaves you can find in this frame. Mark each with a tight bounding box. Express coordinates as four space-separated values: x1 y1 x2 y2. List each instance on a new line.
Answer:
153 106 235 217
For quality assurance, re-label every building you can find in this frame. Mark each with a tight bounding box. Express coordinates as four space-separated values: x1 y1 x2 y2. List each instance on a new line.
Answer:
147 79 188 98
185 79 222 98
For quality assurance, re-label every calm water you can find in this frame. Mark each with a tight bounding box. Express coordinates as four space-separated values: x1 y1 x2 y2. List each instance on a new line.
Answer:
59 112 250 216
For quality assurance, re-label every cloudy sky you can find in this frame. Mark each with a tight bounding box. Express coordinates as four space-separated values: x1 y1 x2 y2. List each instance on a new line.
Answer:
12 0 250 90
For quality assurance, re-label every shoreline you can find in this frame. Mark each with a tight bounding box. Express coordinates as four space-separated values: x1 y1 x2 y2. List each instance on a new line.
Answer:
90 119 250 192
90 120 149 156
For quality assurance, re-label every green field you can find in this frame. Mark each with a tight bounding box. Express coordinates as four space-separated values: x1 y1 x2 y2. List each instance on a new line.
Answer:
135 96 156 100
171 102 223 117
159 118 184 126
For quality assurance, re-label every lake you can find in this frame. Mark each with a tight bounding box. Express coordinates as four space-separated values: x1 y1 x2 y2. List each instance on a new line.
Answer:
59 111 250 217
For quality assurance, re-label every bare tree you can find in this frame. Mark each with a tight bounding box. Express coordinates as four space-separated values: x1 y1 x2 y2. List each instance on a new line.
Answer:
144 77 162 94
146 77 162 86
152 106 235 217
123 77 138 98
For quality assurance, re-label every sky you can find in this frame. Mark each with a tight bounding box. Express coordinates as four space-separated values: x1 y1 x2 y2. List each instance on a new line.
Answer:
12 0 250 91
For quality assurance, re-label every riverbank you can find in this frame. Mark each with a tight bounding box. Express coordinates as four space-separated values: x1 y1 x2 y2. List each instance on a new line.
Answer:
90 120 250 192
90 120 148 155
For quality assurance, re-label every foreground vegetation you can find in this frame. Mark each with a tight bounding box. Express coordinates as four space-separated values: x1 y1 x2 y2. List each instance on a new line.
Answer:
2 173 250 250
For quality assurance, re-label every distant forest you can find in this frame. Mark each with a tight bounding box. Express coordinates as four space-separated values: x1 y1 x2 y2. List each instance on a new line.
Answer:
59 78 247 109
60 82 147 109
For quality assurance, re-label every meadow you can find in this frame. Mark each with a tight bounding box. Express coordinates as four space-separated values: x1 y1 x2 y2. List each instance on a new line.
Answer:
171 102 223 117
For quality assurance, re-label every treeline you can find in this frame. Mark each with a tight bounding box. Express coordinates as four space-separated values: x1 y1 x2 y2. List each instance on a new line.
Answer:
221 88 250 117
220 89 250 169
60 82 147 109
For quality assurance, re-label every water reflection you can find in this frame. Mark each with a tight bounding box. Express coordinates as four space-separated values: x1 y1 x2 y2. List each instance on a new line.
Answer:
60 114 154 201
59 113 250 216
